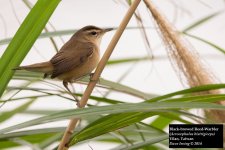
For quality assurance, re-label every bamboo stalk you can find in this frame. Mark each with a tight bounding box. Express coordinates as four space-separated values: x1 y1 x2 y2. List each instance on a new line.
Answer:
57 0 141 149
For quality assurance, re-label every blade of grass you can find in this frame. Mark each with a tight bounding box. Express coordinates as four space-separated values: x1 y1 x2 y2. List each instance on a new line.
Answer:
0 79 37 109
9 138 41 150
22 0 59 52
0 27 152 45
150 116 173 130
151 110 207 130
0 127 65 139
69 110 190 145
0 94 49 103
150 111 192 129
0 133 58 149
0 99 35 123
111 134 168 150
0 30 75 45
148 84 225 102
183 11 222 32
69 112 155 145
107 56 151 65
184 33 225 55
0 102 224 134
98 78 156 99
162 94 225 102
6 86 75 102
39 133 63 149
0 0 60 97
13 71 157 99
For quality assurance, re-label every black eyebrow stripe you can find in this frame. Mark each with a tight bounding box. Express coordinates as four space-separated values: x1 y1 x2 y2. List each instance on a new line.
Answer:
81 25 102 31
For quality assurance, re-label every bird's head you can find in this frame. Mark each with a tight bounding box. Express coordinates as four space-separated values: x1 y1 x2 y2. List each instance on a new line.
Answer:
75 25 113 46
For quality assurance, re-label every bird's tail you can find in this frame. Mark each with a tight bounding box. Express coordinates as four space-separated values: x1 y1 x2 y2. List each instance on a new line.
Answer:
13 61 53 74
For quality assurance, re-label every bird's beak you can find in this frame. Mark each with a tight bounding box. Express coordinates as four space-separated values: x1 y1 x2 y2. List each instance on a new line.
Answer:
104 28 114 32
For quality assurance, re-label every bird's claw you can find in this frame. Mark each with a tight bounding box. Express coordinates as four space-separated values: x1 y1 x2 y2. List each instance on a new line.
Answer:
89 73 100 83
76 101 81 108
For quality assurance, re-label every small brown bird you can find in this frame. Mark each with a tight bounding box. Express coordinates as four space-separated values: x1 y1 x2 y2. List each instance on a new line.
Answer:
14 25 113 106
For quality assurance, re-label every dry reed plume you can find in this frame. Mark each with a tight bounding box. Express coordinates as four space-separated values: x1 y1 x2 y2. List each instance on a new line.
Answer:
144 0 225 131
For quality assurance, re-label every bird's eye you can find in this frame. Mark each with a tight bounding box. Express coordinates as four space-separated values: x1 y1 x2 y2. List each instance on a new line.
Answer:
91 31 97 36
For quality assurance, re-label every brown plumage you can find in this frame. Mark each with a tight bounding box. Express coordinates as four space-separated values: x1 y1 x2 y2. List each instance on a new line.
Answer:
14 25 113 106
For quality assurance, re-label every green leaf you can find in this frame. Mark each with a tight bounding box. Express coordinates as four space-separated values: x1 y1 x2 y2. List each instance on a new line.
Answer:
0 102 224 134
148 84 225 102
184 33 225 55
0 27 149 45
0 128 64 149
70 122 165 148
163 94 225 103
0 133 57 149
111 134 168 150
12 72 157 99
69 110 190 146
98 78 156 99
150 116 173 130
0 30 76 45
150 111 193 130
39 133 63 149
0 127 64 139
183 11 222 32
0 99 35 123
0 0 60 97
107 56 151 65
0 95 48 103
69 112 155 145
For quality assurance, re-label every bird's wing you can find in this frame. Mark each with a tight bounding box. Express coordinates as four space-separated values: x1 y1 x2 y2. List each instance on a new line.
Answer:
50 42 94 78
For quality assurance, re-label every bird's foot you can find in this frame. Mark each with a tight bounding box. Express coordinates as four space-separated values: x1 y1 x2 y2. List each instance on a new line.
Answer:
63 81 81 108
70 91 81 108
43 73 49 79
89 73 100 83
75 99 81 108
76 102 81 108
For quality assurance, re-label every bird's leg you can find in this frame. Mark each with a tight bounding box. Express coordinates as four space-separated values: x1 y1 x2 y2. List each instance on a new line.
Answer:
63 81 81 107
